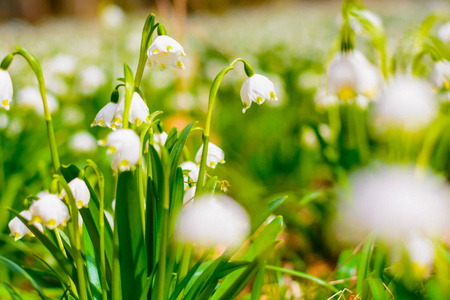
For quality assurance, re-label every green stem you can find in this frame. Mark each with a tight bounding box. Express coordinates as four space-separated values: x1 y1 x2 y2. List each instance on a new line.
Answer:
54 175 88 300
10 47 61 173
122 64 135 129
195 58 253 198
135 14 156 89
112 175 121 300
54 229 67 259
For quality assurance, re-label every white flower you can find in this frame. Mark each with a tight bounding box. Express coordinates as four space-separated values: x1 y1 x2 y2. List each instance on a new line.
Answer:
327 50 381 101
153 131 168 153
0 69 13 111
147 35 186 71
180 161 200 188
9 210 43 241
92 102 118 128
79 65 106 95
16 87 59 115
314 88 339 110
175 194 250 249
240 74 278 113
113 92 150 128
350 10 383 36
101 129 141 174
69 132 97 153
0 112 8 129
183 186 196 207
47 54 77 77
30 194 70 230
60 178 91 209
337 164 450 244
195 142 225 169
100 4 125 30
430 60 450 90
437 22 450 43
372 75 437 131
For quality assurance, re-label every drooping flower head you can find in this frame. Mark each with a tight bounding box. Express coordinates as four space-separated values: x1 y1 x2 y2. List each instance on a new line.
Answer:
60 178 91 209
9 210 43 241
240 74 278 113
92 102 118 128
113 92 150 129
30 194 70 230
180 161 200 189
153 131 168 153
100 129 141 174
0 69 14 110
147 35 186 71
175 194 250 249
195 142 225 169
372 75 436 132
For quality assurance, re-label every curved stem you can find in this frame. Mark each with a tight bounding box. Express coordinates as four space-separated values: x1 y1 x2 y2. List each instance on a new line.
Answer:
122 64 135 129
195 58 252 197
11 47 61 173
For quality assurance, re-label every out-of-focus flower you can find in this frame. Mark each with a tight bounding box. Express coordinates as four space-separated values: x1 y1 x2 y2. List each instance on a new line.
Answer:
100 4 125 30
180 161 200 189
16 87 58 115
147 35 186 71
79 65 106 95
113 92 150 128
175 194 250 249
372 75 436 131
350 10 383 36
437 22 450 43
314 88 339 109
100 129 141 174
47 54 77 77
430 60 450 90
92 102 118 128
327 50 381 101
0 112 8 129
62 106 85 125
0 69 13 110
240 74 278 113
9 210 43 241
405 232 435 277
30 194 70 230
69 132 97 153
338 164 450 243
195 142 225 169
60 178 91 209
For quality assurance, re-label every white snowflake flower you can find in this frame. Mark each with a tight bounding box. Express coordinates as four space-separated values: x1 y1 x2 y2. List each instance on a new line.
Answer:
240 74 278 113
147 35 186 71
195 142 225 169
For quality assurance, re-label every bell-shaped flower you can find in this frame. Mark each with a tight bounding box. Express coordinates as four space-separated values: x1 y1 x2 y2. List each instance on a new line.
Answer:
100 129 141 174
59 178 91 209
372 75 436 132
153 131 168 153
147 35 186 71
240 74 278 113
195 142 225 169
183 186 196 207
92 102 118 128
113 92 150 129
430 60 450 90
9 210 43 241
180 161 200 189
30 194 70 230
175 194 250 249
0 69 13 111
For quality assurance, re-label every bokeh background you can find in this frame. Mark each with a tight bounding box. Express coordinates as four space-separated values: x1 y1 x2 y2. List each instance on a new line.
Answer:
1 0 450 298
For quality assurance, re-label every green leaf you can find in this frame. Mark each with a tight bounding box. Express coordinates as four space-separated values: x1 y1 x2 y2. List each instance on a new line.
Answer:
0 256 47 300
368 278 388 300
116 171 148 299
83 225 103 299
165 127 178 153
3 282 23 300
168 167 184 235
202 176 218 193
250 196 286 233
61 165 113 285
169 122 194 181
251 263 265 300
356 234 376 295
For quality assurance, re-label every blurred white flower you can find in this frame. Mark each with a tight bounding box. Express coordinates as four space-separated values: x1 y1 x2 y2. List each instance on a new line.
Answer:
338 164 450 244
0 69 13 110
60 178 90 209
79 65 106 95
430 60 450 90
175 194 250 249
69 132 97 153
30 194 70 230
9 210 43 241
47 54 77 77
62 106 85 125
405 232 435 275
240 74 278 113
101 129 141 174
16 87 58 115
301 127 318 148
92 102 117 128
147 35 186 71
100 4 125 30
180 161 200 189
195 142 225 169
0 112 8 129
372 75 436 131
350 10 383 36
314 88 339 109
113 92 150 128
437 22 450 43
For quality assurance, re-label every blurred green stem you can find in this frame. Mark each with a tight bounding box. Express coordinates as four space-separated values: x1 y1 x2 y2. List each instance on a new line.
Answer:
196 58 253 197
5 47 61 173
